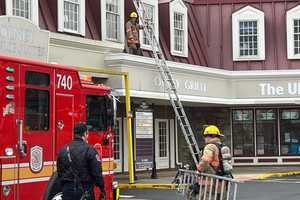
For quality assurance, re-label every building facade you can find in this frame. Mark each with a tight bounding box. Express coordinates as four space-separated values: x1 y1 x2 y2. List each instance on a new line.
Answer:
1 0 300 173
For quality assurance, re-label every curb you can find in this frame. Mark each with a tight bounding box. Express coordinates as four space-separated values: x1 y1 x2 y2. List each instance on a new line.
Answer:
118 170 300 190
118 183 177 190
256 170 300 180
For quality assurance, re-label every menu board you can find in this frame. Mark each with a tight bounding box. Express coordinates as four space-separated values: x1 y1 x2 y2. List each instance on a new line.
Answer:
136 111 153 138
135 110 153 170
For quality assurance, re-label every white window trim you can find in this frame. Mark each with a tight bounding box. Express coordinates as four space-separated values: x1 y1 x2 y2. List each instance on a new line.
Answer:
232 6 265 61
6 0 39 26
101 0 124 44
170 0 188 57
57 0 85 36
287 5 300 59
139 0 159 50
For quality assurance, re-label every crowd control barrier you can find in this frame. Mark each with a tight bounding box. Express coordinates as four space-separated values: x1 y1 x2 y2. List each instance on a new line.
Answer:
174 169 242 200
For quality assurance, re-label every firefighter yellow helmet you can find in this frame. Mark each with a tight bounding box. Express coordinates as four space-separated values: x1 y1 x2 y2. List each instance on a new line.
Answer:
130 12 138 18
203 125 223 137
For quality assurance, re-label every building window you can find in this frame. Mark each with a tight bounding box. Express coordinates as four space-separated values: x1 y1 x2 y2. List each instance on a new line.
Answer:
159 121 168 157
101 0 124 42
232 110 254 157
174 13 184 52
13 0 31 19
139 0 159 50
280 109 300 156
256 109 278 156
232 6 265 61
170 0 188 57
58 0 85 36
287 6 300 59
143 3 154 46
239 21 258 56
294 19 300 55
6 0 39 25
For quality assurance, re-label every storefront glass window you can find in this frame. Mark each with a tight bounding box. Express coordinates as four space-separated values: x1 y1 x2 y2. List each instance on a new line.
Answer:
280 109 300 156
232 110 254 157
256 109 278 156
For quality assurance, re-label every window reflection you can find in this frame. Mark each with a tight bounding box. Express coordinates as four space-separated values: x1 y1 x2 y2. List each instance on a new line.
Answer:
232 110 254 157
256 109 278 156
25 89 49 131
280 109 300 155
86 95 107 131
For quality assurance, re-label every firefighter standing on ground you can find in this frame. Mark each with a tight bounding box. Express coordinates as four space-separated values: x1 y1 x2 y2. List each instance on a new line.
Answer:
191 125 232 200
197 125 223 175
125 11 143 55
57 123 105 200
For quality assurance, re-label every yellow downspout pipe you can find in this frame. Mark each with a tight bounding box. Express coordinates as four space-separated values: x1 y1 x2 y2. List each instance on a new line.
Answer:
77 66 135 184
124 73 135 184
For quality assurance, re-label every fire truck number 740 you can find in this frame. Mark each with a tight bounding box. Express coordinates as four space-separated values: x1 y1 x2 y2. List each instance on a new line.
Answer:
56 74 73 90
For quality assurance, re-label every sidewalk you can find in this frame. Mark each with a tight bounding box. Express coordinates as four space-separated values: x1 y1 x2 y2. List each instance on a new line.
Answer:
116 166 300 184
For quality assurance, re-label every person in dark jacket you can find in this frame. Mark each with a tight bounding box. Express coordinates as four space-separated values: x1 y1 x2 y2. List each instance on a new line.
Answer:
57 123 105 200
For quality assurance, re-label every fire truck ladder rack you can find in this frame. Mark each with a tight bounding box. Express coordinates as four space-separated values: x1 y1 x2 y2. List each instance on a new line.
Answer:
132 0 201 166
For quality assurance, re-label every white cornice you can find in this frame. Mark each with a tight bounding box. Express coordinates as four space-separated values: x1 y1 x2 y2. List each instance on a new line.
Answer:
105 53 300 79
115 89 300 105
50 32 124 53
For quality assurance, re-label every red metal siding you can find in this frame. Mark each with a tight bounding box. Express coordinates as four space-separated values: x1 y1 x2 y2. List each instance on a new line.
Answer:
0 0 5 15
39 0 56 31
158 0 300 70
86 0 101 40
1 0 300 71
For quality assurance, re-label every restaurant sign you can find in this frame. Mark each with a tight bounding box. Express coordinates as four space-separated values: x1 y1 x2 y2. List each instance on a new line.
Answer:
0 16 49 62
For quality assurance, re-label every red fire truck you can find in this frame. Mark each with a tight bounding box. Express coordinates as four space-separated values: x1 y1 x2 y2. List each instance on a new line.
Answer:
0 55 117 200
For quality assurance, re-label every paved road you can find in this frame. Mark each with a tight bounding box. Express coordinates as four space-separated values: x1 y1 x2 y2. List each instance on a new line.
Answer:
120 176 300 200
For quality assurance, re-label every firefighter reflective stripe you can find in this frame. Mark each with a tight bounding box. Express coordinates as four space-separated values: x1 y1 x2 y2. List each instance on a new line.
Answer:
126 22 139 44
1 177 51 186
1 158 115 186
1 164 53 182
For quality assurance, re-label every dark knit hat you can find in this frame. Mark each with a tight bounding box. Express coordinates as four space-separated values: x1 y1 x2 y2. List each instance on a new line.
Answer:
73 123 88 136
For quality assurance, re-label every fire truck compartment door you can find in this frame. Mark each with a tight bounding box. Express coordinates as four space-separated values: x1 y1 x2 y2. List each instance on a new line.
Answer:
17 65 54 200
55 94 74 155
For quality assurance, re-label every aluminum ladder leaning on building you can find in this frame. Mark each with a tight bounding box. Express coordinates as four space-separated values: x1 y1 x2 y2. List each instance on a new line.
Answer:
175 169 242 200
132 0 201 166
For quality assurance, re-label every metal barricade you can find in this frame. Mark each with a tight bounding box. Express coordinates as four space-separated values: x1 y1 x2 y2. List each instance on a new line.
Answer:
175 169 242 200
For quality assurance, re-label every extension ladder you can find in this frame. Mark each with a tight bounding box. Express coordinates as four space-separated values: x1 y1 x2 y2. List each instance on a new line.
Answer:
132 0 201 166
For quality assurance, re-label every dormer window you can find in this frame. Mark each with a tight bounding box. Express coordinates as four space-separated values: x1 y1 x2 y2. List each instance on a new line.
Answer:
287 5 300 59
6 0 39 25
58 0 85 36
232 6 265 61
101 0 124 43
139 0 159 50
170 0 188 57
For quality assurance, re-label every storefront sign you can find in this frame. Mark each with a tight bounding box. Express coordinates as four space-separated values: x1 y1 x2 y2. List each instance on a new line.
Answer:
135 110 153 170
0 16 49 62
105 55 300 103
154 76 207 93
259 82 300 96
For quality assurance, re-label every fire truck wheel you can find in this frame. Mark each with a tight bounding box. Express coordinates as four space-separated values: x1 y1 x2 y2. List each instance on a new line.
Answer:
43 172 63 200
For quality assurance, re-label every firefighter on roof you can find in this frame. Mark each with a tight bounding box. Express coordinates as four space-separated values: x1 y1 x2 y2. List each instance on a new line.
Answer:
124 11 143 55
